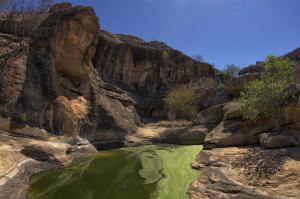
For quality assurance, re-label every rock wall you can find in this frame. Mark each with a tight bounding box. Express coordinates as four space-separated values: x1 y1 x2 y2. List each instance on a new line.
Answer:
92 31 223 118
0 33 27 115
0 4 141 146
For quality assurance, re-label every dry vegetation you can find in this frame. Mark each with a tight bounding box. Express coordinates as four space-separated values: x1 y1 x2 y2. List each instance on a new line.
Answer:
0 0 53 79
70 96 90 121
164 83 199 120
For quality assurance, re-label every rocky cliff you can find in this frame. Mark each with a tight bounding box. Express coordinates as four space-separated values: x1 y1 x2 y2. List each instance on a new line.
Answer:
0 3 226 141
190 49 300 199
0 4 141 148
92 30 223 118
0 2 300 199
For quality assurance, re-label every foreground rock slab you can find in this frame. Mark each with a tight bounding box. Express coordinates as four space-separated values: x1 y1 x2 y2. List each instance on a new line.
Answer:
0 131 97 199
189 147 300 199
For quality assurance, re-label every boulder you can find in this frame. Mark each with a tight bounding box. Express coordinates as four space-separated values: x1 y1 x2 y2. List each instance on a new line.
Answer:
283 102 300 130
204 96 300 150
203 120 261 149
21 140 70 165
197 104 223 127
65 137 98 158
162 126 209 145
197 86 229 110
223 101 242 120
14 126 50 140
259 130 298 148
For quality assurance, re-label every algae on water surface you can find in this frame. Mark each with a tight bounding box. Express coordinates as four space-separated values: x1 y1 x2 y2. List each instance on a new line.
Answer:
28 145 202 199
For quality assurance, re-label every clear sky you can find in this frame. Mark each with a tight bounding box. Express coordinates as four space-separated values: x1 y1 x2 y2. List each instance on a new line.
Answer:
54 0 300 69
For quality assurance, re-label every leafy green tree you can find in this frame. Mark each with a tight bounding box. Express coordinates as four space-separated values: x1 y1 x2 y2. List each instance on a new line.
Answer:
240 55 294 132
164 84 199 120
223 64 241 78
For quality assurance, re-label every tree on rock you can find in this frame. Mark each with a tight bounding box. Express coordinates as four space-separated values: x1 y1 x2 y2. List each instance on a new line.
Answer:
164 83 199 120
240 55 295 132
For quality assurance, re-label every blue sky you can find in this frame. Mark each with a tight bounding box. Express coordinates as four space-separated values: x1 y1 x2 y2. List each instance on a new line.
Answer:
54 0 300 69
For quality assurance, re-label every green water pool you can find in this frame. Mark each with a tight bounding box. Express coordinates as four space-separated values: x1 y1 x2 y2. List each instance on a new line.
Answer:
27 145 202 199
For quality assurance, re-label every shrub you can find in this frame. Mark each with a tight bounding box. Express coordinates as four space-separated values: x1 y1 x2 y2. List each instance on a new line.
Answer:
223 64 241 78
240 55 294 132
164 84 199 120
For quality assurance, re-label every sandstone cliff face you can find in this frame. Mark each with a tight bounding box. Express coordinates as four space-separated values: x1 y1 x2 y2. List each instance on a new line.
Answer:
92 31 222 118
0 4 141 146
0 34 27 115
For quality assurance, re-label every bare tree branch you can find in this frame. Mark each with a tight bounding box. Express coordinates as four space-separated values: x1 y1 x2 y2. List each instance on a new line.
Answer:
0 0 51 80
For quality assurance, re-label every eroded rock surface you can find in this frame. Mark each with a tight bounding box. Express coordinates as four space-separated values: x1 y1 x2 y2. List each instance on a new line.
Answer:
0 4 141 147
191 54 300 199
93 30 223 118
0 130 97 199
189 147 300 199
0 33 27 115
259 129 299 148
1 3 300 199
126 123 209 146
202 87 300 150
